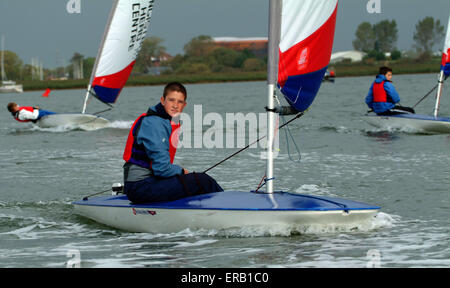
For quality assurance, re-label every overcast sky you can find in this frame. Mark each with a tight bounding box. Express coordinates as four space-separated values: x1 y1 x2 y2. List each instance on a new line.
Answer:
1 0 450 68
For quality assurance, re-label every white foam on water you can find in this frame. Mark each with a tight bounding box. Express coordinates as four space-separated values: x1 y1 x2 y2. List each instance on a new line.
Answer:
106 120 133 129
364 125 430 135
10 119 132 133
294 184 334 196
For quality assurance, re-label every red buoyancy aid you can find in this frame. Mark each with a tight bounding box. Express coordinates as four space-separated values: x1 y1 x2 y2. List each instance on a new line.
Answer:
372 81 387 103
123 112 180 169
14 106 36 122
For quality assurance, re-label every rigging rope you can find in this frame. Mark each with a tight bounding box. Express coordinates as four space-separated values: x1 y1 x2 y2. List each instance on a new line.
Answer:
412 75 448 109
202 111 305 173
274 94 302 163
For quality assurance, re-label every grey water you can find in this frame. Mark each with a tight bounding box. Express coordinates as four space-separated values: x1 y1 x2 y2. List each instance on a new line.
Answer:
0 73 449 268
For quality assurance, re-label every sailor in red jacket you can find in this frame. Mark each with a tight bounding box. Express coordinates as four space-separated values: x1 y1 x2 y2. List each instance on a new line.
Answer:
365 67 415 115
7 102 56 123
122 82 223 204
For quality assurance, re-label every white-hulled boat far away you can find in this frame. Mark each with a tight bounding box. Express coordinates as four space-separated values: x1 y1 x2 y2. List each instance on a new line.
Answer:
363 14 450 134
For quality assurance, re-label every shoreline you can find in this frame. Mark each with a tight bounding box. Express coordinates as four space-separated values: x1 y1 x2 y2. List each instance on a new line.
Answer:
19 59 443 92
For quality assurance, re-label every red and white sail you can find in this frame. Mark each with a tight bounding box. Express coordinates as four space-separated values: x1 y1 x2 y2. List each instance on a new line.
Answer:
277 0 338 112
441 14 450 76
89 0 154 105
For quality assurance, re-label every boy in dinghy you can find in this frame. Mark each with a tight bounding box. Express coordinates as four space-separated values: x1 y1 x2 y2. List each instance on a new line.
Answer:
123 82 223 204
7 102 56 123
365 66 415 115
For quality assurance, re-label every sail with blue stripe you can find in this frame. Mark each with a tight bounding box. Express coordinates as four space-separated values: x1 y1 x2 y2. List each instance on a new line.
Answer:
84 0 155 111
441 14 450 77
277 0 338 112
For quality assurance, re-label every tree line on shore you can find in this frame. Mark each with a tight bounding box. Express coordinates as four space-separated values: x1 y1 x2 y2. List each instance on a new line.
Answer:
353 16 445 62
1 35 267 82
1 16 446 82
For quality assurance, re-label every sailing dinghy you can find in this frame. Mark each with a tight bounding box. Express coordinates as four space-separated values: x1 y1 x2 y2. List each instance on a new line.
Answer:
1 35 23 94
37 0 154 129
74 0 380 233
363 14 450 134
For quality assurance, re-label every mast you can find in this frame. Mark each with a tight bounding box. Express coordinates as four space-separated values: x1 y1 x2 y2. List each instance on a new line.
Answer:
266 0 282 194
82 0 120 114
434 70 445 117
1 35 5 82
434 14 450 118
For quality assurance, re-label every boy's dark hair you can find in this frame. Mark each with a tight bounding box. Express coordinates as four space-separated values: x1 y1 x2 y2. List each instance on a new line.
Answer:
7 102 17 112
379 66 392 75
163 82 187 100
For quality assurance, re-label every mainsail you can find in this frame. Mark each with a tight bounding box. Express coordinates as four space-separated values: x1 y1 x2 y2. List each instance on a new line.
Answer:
82 0 155 112
265 0 339 193
277 0 338 112
441 15 450 77
434 14 450 117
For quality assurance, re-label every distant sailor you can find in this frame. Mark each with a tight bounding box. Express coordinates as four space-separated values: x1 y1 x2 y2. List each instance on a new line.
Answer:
365 66 415 115
7 102 56 123
122 82 223 204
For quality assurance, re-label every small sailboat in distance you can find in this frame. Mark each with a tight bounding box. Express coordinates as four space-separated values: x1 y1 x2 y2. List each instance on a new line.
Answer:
363 14 450 134
37 0 155 129
73 0 380 234
0 35 23 94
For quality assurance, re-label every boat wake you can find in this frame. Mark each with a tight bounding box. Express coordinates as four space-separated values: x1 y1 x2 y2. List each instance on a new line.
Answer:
9 120 133 133
153 212 397 238
106 120 133 129
319 124 432 136
364 126 432 135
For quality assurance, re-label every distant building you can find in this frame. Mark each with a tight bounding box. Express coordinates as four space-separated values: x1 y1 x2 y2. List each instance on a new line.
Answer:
330 50 366 63
213 37 268 57
147 52 173 75
151 52 173 67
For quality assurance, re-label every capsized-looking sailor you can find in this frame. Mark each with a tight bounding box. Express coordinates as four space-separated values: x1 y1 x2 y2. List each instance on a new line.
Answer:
7 102 56 123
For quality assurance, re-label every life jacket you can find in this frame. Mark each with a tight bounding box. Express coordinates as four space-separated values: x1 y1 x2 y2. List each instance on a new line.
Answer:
373 81 388 103
13 106 36 123
123 109 181 170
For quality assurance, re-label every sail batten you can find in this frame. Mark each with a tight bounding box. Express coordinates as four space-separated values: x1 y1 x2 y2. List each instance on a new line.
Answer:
277 0 338 112
88 0 155 106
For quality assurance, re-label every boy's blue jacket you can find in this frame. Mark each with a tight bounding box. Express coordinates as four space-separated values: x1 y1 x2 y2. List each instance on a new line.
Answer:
135 103 183 178
365 74 400 114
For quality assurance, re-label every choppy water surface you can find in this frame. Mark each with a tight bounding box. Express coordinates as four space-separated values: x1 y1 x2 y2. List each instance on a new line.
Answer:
0 74 449 268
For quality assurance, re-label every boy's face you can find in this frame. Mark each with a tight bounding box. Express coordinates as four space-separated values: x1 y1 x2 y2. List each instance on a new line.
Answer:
160 91 187 117
385 71 392 81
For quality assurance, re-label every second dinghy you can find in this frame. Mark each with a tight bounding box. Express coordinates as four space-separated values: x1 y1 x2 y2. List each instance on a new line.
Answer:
363 14 450 134
37 0 155 129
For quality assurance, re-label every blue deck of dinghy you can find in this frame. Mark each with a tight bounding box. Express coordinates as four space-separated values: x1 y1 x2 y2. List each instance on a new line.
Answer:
73 191 380 211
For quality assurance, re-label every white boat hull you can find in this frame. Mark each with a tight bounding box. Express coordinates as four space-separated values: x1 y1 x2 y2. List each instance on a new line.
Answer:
74 204 378 234
363 113 450 134
0 84 23 93
73 192 380 234
37 113 110 129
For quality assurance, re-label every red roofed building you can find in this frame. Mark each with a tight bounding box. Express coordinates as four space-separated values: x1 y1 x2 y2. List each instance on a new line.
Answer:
213 37 268 57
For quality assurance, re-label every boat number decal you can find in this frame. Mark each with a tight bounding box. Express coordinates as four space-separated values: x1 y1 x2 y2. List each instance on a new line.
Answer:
132 208 157 216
